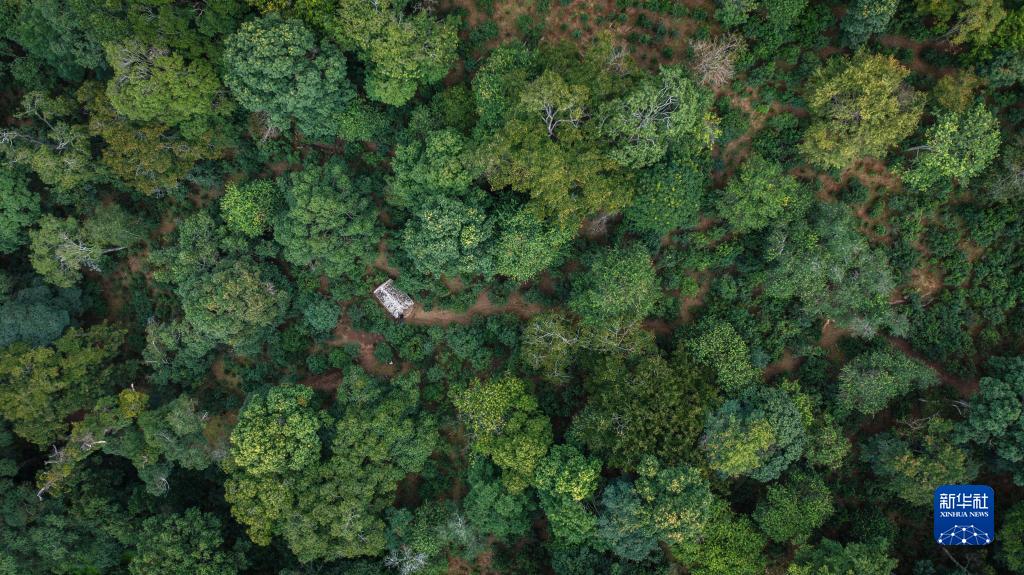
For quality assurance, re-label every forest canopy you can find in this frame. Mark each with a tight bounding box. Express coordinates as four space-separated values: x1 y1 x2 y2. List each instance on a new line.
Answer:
1 0 1024 574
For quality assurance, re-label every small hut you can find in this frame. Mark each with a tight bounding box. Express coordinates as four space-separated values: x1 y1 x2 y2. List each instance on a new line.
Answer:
373 279 414 319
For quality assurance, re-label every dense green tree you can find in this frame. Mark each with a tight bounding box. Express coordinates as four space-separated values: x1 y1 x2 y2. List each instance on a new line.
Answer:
229 385 323 476
569 351 717 470
862 417 978 505
596 480 660 562
752 468 834 543
687 321 759 394
905 103 1002 191
623 155 706 236
835 348 938 417
1000 501 1024 573
532 445 601 544
221 180 279 238
0 324 123 446
0 167 39 254
324 0 459 106
463 459 535 541
569 245 659 330
224 15 356 140
81 83 224 196
130 508 240 575
788 538 898 575
716 154 803 233
0 284 79 348
672 512 767 575
178 259 291 354
401 195 495 280
702 386 807 482
956 357 1024 483
493 206 575 281
388 128 476 208
274 159 378 280
226 371 435 561
764 204 905 338
841 0 898 47
104 42 225 138
452 374 552 492
600 67 716 168
802 52 925 170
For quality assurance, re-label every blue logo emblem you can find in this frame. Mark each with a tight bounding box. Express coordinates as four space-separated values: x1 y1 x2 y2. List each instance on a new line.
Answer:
934 485 994 545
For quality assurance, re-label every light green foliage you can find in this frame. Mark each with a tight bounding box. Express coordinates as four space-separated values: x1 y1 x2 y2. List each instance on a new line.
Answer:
753 469 834 543
453 374 552 492
229 385 323 476
570 351 717 470
226 371 436 561
130 508 239 575
493 207 575 281
841 0 898 47
789 539 897 575
471 44 538 130
104 42 224 138
569 245 659 330
0 167 39 254
224 15 355 139
81 82 223 196
632 458 720 547
764 204 904 338
533 445 601 544
178 259 291 353
688 321 759 393
600 67 716 169
326 0 458 106
716 154 802 233
905 103 1002 191
916 0 1005 45
836 348 938 417
274 159 378 280
401 195 495 280
29 208 138 288
802 52 924 170
0 325 123 446
595 459 720 559
672 512 767 575
221 180 278 237
862 417 978 505
702 387 807 482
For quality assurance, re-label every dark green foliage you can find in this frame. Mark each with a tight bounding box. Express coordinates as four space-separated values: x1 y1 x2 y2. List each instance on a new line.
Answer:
274 159 379 281
223 15 356 140
569 351 717 470
0 167 39 254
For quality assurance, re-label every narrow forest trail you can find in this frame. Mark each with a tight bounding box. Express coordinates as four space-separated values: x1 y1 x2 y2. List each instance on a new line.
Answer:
403 290 544 326
886 335 980 398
